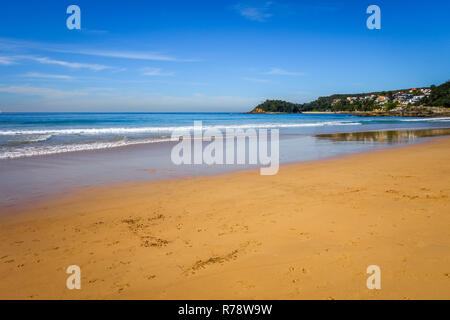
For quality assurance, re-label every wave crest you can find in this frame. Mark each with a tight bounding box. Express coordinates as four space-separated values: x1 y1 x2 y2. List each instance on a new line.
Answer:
0 121 361 136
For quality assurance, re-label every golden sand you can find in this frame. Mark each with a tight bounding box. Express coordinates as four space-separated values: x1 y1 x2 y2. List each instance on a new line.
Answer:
0 138 449 299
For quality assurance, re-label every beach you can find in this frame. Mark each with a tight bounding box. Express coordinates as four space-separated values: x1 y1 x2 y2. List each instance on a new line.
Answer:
0 136 449 299
2 112 450 208
1 0 450 305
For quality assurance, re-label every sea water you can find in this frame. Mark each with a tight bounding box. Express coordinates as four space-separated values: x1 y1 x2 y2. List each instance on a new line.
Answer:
1 112 449 207
1 112 449 159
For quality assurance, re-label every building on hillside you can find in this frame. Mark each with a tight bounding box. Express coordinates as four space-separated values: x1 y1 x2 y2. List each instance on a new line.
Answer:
421 88 431 95
410 95 425 103
346 97 357 104
376 96 390 105
331 98 341 105
393 93 414 105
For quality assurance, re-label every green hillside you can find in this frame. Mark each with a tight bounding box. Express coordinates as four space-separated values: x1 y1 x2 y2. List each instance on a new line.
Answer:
249 81 450 113
420 81 450 108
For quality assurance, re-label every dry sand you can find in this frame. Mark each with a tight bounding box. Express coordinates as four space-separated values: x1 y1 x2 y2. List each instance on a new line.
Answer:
0 137 449 299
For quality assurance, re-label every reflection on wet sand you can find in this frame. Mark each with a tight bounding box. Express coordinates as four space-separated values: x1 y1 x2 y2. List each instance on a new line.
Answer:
316 128 450 144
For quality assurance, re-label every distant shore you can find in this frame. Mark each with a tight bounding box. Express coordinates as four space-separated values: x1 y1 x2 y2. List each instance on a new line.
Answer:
302 111 348 114
1 136 449 299
250 106 450 118
248 81 450 115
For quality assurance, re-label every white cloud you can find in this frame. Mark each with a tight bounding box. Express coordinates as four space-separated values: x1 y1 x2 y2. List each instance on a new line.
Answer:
2 55 111 71
62 49 198 62
264 67 305 76
23 72 74 80
0 85 260 112
0 56 16 65
143 68 175 76
23 56 110 71
243 77 270 83
235 2 273 22
0 85 88 99
0 37 198 62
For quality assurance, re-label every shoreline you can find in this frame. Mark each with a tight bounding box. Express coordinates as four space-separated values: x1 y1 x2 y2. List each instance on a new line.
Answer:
0 136 449 299
2 127 450 213
252 107 450 117
1 134 444 216
2 127 450 212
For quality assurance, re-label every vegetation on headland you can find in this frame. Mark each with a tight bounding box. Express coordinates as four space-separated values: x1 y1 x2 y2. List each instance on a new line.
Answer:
249 80 450 117
251 100 304 113
420 81 450 108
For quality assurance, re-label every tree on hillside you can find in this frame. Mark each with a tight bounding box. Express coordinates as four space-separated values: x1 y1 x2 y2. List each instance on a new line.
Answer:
420 81 450 108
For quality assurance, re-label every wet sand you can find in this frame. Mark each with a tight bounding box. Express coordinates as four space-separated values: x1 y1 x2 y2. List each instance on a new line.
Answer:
0 137 449 299
3 128 449 209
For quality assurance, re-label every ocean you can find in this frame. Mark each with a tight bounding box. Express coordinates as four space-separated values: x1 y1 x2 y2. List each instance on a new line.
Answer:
1 112 450 208
1 112 450 159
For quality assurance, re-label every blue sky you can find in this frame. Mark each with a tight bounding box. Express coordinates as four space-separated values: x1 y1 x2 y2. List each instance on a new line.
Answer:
0 0 449 112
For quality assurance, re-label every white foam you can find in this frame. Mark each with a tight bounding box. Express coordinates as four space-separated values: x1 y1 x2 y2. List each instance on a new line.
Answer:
0 121 363 159
25 134 53 142
0 121 361 136
398 117 450 122
0 137 174 159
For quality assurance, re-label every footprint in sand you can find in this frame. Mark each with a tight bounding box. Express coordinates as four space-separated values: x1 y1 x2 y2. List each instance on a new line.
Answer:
141 237 169 248
286 266 309 285
299 232 311 241
236 280 255 290
187 242 256 275
107 240 120 247
122 217 169 247
115 283 130 294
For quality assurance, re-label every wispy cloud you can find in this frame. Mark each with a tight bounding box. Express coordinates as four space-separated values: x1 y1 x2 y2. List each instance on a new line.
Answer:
0 85 260 112
22 72 74 80
0 56 16 65
234 1 273 22
62 49 198 62
23 56 110 71
0 37 199 63
264 67 305 76
1 54 111 71
0 85 88 99
243 77 270 83
142 68 175 76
